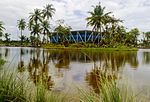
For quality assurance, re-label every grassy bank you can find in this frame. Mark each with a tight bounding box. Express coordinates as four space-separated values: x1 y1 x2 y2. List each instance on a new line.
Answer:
0 41 138 51
0 41 32 47
42 43 138 51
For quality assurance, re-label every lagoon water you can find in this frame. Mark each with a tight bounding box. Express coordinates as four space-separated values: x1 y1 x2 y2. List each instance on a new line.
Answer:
1 47 150 94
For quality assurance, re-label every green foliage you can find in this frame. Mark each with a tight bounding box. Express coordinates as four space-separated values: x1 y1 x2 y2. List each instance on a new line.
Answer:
17 19 26 31
42 4 55 20
0 72 29 102
28 4 55 46
86 3 140 47
19 35 27 42
4 33 10 42
41 20 50 43
36 84 47 102
86 2 112 32
17 19 26 45
78 69 136 102
0 3 142 48
0 70 68 102
42 43 65 48
0 21 5 40
69 43 86 48
125 28 140 46
0 58 5 68
54 22 71 45
141 32 150 47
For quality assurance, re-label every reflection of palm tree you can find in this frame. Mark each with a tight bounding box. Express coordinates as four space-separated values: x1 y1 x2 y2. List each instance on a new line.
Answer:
55 51 70 69
143 52 150 64
27 49 54 90
85 65 118 93
4 48 9 58
130 57 139 69
18 61 25 73
17 48 25 73
85 51 138 93
97 51 138 70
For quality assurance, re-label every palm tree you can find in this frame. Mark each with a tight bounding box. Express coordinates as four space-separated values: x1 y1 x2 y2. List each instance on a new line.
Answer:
103 16 123 45
42 4 55 20
41 20 50 43
54 24 71 46
4 33 10 42
0 21 5 40
31 24 42 46
29 9 42 25
86 3 111 43
42 4 55 43
17 19 26 44
29 9 43 46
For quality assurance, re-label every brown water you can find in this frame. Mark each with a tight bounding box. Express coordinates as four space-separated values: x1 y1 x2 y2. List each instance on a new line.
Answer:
0 47 150 94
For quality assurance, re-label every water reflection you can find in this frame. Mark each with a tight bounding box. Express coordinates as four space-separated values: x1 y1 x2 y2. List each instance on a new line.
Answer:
4 48 10 58
85 65 118 93
85 51 138 93
84 51 138 70
27 49 54 90
1 48 142 92
143 52 150 64
54 51 70 69
17 48 25 73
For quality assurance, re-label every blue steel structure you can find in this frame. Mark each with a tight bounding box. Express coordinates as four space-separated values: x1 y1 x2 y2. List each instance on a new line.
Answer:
51 30 101 43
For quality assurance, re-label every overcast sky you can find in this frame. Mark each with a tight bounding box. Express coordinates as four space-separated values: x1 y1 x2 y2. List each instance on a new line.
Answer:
0 0 150 40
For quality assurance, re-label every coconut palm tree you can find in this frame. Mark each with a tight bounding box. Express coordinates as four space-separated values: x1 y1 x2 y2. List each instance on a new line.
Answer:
29 9 43 46
125 28 140 46
0 21 5 40
4 33 10 42
17 19 26 44
29 9 42 25
42 4 55 43
103 16 123 45
41 20 50 43
86 3 111 43
42 4 55 20
31 24 42 46
54 24 71 46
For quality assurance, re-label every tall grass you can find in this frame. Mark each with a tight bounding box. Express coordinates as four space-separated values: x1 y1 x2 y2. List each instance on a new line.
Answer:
0 56 69 102
0 70 68 102
0 58 5 68
0 70 148 102
0 72 29 102
78 68 137 102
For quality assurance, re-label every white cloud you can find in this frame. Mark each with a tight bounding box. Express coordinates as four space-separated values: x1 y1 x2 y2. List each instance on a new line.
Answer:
0 0 150 40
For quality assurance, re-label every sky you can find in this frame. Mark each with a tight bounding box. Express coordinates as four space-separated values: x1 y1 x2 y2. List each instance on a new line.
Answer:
0 0 150 40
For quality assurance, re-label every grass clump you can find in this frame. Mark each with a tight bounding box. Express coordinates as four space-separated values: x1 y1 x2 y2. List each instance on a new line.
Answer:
0 72 29 102
0 70 68 102
78 68 136 102
0 58 5 67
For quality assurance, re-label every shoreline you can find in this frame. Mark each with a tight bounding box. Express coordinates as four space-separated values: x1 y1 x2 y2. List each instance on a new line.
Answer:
0 45 138 51
44 47 138 51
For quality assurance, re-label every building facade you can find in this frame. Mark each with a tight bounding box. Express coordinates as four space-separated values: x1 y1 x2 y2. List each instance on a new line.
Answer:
51 30 100 43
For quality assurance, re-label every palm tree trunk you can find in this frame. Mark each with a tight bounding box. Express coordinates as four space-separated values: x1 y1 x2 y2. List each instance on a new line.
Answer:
21 30 22 45
47 34 49 43
100 26 102 44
